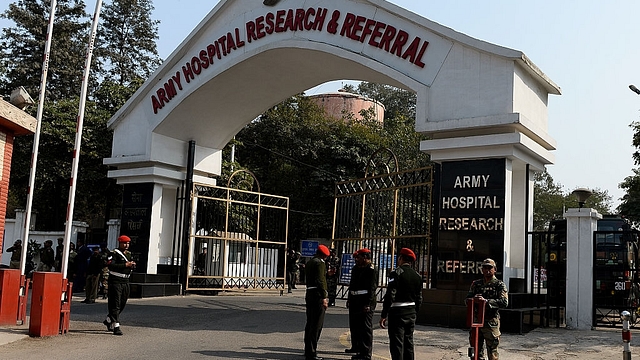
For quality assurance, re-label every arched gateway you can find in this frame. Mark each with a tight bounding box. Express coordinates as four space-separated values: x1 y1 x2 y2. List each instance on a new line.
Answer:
105 0 560 302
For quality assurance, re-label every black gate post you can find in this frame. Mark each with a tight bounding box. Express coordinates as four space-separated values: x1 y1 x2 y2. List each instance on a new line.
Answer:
180 140 196 294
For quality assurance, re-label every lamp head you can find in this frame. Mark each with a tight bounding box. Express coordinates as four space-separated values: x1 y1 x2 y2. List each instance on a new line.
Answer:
630 84 640 95
572 187 592 208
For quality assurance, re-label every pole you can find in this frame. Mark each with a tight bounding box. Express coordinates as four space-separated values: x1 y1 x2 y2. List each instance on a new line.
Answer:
60 0 103 278
16 1 58 324
621 311 632 360
20 0 58 278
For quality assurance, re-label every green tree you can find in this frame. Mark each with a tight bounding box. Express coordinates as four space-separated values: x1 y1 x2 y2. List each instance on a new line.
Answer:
0 0 88 100
533 170 612 229
1 0 160 233
96 0 161 86
618 121 640 224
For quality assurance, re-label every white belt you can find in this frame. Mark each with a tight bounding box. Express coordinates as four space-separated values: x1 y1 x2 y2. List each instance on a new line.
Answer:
307 286 317 290
109 271 130 279
350 290 368 295
391 301 415 307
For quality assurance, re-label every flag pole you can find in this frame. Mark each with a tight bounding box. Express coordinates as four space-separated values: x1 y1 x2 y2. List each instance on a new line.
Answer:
60 0 104 278
20 0 58 279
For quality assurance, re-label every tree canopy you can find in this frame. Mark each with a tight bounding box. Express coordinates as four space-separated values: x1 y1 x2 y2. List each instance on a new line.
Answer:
0 0 160 234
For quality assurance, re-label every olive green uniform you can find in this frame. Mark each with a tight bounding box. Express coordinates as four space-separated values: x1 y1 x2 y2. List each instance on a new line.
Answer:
381 264 422 360
304 256 328 359
465 276 508 360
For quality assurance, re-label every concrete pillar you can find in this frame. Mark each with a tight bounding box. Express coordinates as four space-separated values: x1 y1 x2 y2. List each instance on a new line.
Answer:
107 219 121 250
565 207 601 329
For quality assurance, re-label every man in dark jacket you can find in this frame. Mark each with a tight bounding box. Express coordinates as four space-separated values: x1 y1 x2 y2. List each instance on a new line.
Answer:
346 248 378 360
304 244 330 360
103 235 136 335
82 247 103 304
379 248 422 360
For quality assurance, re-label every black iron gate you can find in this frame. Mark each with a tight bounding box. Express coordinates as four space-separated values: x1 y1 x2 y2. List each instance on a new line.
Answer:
331 149 434 300
593 229 640 327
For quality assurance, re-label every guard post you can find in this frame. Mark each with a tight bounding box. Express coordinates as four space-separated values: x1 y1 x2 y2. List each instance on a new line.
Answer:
467 297 486 360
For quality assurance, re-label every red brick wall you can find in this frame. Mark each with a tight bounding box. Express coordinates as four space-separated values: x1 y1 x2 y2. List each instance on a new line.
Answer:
0 130 14 251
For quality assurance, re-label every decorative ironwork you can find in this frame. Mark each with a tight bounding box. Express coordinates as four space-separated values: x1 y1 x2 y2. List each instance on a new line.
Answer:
187 173 288 293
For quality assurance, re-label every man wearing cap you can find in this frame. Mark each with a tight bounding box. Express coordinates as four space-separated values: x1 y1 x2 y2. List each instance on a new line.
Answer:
6 239 22 269
346 248 378 360
380 248 422 360
103 235 136 336
304 244 330 360
465 258 508 360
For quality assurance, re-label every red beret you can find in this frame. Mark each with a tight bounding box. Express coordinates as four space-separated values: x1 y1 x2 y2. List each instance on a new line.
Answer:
117 235 131 243
317 244 330 257
400 247 416 262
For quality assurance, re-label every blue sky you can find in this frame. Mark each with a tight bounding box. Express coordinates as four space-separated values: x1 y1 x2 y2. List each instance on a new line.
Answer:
4 0 640 209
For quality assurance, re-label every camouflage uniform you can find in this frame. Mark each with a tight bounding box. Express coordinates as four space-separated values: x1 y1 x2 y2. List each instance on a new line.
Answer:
466 276 508 360
326 253 340 306
99 246 110 299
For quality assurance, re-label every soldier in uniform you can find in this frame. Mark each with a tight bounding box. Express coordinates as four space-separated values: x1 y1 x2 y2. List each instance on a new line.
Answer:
304 244 330 360
54 238 64 272
37 240 55 272
465 258 508 360
99 243 109 299
379 248 422 360
103 235 136 336
6 239 22 269
345 248 378 360
286 249 300 293
326 249 340 306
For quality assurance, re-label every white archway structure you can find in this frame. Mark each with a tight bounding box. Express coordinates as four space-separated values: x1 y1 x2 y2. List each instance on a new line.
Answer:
105 0 559 284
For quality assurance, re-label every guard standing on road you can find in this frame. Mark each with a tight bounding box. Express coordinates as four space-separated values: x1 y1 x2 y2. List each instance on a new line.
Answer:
346 248 378 360
103 235 136 336
326 249 340 306
465 258 508 360
6 239 22 269
304 244 330 360
379 248 422 360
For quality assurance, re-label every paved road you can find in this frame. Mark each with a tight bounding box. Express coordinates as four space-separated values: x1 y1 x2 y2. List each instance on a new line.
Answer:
1 289 638 359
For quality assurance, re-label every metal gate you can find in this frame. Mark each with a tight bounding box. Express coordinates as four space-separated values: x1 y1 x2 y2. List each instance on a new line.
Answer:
186 170 288 292
331 149 434 300
593 229 640 327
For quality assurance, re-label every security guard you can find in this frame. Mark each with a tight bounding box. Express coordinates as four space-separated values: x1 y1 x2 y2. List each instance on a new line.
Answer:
103 235 136 335
379 248 422 360
346 248 378 360
465 258 508 360
304 244 330 360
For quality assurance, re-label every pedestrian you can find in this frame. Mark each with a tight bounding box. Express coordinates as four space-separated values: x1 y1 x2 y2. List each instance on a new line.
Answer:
54 237 64 272
74 238 91 292
6 239 22 269
67 242 77 281
345 248 378 360
464 258 508 360
99 243 110 299
103 235 136 336
82 247 103 304
37 240 55 272
379 248 422 360
326 249 339 306
304 244 330 360
286 248 300 293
